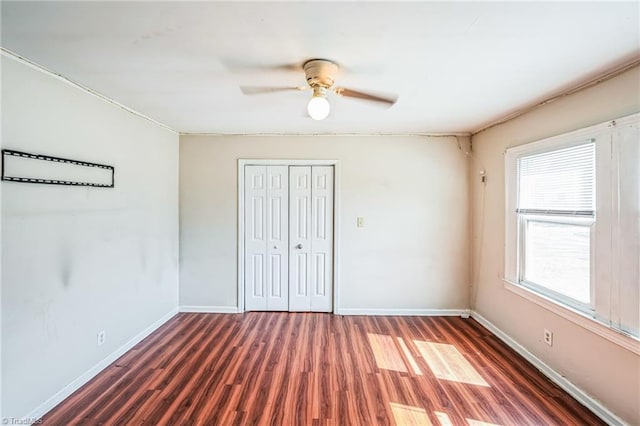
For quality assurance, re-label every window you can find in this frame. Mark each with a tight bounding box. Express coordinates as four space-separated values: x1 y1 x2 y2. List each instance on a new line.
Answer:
505 113 639 348
516 142 595 311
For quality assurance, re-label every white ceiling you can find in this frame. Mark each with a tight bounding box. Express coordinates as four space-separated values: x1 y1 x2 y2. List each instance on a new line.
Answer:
2 1 639 134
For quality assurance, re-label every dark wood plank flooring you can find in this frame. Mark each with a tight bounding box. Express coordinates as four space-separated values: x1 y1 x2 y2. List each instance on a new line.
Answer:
43 313 605 425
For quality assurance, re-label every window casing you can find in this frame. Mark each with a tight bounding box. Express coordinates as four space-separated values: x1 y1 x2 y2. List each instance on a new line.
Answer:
505 113 639 347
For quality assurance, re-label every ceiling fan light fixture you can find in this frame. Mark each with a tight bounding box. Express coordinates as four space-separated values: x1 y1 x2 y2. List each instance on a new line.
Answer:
239 58 397 119
308 87 330 120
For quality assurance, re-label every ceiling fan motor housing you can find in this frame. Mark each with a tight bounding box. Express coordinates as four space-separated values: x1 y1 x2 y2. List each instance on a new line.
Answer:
303 59 338 89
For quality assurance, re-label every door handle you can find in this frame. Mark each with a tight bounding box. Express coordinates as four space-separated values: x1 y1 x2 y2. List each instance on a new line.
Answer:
295 243 303 249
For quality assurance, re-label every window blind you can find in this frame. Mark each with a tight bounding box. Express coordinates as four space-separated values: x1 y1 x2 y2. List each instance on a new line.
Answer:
517 141 595 216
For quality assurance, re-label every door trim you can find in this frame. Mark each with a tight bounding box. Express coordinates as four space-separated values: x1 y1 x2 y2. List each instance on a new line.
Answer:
238 159 341 313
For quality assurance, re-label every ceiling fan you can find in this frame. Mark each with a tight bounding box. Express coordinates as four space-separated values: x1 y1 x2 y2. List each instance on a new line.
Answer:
240 59 398 120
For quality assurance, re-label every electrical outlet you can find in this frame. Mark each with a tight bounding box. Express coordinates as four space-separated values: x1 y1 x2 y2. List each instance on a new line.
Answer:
543 329 553 346
97 330 106 347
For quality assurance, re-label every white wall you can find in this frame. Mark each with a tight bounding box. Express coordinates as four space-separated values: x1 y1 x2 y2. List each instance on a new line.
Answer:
471 66 640 424
179 135 470 313
1 55 179 418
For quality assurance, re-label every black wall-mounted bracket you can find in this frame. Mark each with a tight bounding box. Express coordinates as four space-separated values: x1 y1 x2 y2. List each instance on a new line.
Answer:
1 149 115 188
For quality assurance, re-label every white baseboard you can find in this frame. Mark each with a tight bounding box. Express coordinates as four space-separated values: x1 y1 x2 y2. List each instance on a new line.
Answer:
470 311 626 426
179 305 239 314
178 306 468 316
25 308 178 422
337 308 469 316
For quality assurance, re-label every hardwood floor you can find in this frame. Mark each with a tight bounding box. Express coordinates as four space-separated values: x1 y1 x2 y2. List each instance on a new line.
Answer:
43 313 605 425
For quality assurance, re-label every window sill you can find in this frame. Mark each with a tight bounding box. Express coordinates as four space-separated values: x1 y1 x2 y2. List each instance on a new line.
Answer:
503 279 640 355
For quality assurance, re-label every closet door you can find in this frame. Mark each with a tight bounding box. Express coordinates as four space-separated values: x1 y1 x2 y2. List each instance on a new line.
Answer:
289 166 334 312
310 166 334 312
265 166 289 310
289 166 312 311
244 165 288 311
245 166 267 311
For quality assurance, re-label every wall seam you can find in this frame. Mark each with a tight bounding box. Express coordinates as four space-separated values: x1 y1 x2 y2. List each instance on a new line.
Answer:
1 48 179 135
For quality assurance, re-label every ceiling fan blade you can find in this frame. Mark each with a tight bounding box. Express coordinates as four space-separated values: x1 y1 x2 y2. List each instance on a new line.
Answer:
222 58 303 73
269 63 305 72
240 86 306 95
334 87 398 106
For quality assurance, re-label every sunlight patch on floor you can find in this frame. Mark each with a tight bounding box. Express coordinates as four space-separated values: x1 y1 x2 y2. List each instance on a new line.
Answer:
414 341 489 387
434 411 501 426
466 419 502 426
390 402 433 425
434 411 453 425
397 337 423 375
367 333 408 373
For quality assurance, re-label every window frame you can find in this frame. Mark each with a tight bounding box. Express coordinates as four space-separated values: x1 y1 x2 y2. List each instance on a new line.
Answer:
514 139 596 314
504 113 640 355
505 133 599 298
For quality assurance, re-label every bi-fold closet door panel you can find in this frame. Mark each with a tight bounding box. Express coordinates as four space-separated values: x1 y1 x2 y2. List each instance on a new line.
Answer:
244 164 333 312
289 166 333 312
244 165 289 311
